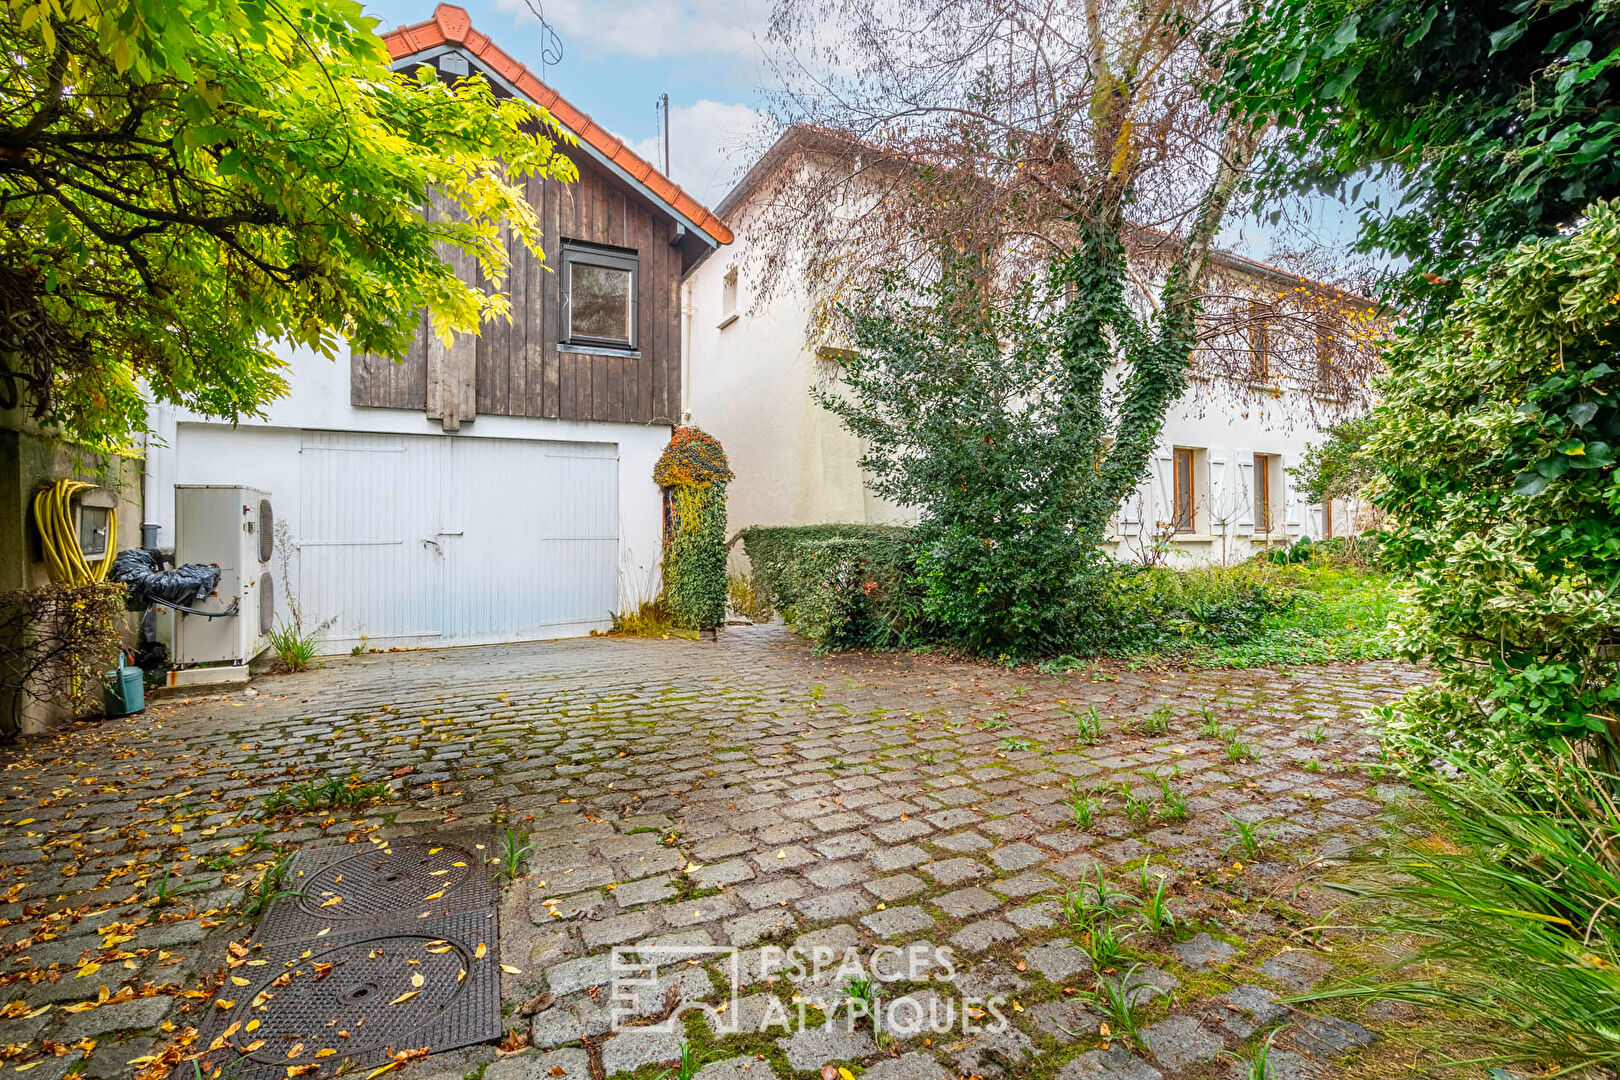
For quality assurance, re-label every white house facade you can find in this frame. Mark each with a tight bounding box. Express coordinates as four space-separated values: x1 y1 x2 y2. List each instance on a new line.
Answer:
682 135 1368 568
142 4 733 653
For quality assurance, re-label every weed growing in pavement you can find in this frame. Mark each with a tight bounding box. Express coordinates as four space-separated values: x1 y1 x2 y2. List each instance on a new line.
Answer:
1070 705 1103 745
1226 732 1258 763
1305 725 1328 744
1121 783 1153 825
264 774 389 814
1157 776 1188 822
1223 1029 1281 1080
1080 913 1126 968
1145 704 1173 735
654 1042 700 1080
1199 702 1221 736
1001 737 1033 752
237 854 300 916
495 827 532 884
1138 872 1175 934
1225 814 1266 859
1093 966 1146 1046
1066 782 1098 829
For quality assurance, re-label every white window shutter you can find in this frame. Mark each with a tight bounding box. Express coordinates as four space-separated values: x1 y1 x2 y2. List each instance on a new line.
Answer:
1236 459 1255 532
1283 454 1303 526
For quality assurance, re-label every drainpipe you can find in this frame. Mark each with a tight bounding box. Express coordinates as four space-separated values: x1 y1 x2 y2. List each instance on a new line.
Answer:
680 278 693 425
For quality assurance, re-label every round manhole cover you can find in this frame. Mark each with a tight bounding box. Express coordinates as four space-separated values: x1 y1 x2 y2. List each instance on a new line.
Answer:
291 839 486 922
225 933 481 1066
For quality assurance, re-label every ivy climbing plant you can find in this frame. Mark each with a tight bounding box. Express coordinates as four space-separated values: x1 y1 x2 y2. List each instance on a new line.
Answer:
654 428 733 631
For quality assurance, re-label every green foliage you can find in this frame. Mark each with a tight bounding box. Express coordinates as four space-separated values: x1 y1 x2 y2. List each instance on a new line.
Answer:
0 582 125 737
0 0 576 449
607 598 693 640
771 535 920 653
726 573 771 623
1367 202 1620 773
657 429 731 631
1292 415 1379 505
1220 0 1620 311
820 241 1201 659
739 523 910 613
1315 745 1620 1072
1104 565 1294 651
267 621 319 673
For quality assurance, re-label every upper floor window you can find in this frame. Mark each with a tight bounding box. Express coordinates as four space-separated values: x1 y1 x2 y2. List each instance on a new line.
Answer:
1246 302 1272 383
562 241 637 350
720 267 739 327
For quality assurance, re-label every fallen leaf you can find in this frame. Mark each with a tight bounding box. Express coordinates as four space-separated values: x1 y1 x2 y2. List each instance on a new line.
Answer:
475 943 487 959
500 965 521 975
388 990 420 1006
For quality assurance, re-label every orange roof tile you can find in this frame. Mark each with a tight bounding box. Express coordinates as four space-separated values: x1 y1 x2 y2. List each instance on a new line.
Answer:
383 4 733 247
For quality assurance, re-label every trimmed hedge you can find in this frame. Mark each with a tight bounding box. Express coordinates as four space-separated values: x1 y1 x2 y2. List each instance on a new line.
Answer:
739 524 918 651
739 524 912 611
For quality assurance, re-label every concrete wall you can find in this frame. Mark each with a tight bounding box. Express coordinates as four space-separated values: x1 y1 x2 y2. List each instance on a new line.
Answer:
0 414 143 732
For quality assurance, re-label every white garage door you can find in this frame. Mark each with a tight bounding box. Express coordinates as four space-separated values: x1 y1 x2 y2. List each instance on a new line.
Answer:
177 426 620 651
297 431 619 650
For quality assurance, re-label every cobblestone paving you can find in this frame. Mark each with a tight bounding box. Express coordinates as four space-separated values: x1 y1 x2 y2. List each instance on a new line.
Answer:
0 626 1430 1080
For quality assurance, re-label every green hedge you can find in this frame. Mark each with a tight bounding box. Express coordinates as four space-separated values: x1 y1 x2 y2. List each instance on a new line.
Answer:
739 524 912 611
739 524 918 650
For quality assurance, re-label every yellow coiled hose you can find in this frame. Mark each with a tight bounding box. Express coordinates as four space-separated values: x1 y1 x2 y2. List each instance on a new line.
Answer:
33 479 117 585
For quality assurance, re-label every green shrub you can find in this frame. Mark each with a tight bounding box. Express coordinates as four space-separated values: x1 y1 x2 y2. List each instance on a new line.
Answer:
1366 201 1620 776
775 535 920 652
1317 745 1620 1073
656 428 732 630
1104 564 1295 652
740 524 912 613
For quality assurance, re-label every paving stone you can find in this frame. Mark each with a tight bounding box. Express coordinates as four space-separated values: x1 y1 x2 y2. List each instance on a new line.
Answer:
612 876 677 907
872 819 934 844
545 955 613 995
707 993 797 1037
870 845 930 872
860 1052 950 1080
1172 932 1236 971
530 997 612 1048
988 843 1048 872
1141 1014 1224 1070
989 870 1055 899
949 919 1018 952
486 1047 591 1080
1259 949 1333 992
796 889 874 921
602 1029 684 1076
693 1057 781 1080
920 861 991 887
1005 901 1058 932
953 1027 1034 1080
1028 998 1101 1039
1287 1014 1378 1057
806 862 867 889
737 878 809 909
725 909 799 948
53 995 171 1040
1056 1044 1163 1080
584 911 656 948
861 905 935 939
1100 964 1179 1007
694 859 756 888
776 1023 877 1071
865 874 926 902
1023 944 1091 983
933 886 1000 918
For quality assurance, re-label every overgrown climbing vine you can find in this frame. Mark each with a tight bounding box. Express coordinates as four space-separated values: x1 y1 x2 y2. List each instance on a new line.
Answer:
654 428 732 631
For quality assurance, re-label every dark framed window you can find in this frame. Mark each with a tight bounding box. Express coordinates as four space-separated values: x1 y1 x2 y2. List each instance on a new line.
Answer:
561 241 637 350
1172 447 1195 533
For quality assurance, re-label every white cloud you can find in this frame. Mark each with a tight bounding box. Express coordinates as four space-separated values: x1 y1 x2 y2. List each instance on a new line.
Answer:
493 0 767 61
630 99 766 209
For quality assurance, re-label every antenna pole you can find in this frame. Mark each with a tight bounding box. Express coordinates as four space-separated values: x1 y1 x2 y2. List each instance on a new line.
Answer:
657 92 670 175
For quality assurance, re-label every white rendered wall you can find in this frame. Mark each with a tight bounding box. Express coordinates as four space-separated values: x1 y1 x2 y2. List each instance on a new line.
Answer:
145 344 670 628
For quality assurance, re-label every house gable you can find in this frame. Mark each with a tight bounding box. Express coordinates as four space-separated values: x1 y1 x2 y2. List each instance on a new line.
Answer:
351 4 729 428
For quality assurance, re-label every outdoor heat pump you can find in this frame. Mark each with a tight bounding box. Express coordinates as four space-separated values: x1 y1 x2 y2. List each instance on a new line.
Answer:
171 485 275 674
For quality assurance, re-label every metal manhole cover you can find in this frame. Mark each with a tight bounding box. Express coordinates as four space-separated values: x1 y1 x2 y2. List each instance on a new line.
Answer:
256 829 496 944
181 912 501 1080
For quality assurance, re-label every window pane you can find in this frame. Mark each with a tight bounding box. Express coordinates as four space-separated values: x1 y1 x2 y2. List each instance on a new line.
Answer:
1174 450 1193 532
571 263 632 343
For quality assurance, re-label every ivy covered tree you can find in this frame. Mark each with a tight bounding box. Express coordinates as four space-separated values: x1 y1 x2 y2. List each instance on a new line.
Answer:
654 428 733 632
0 0 577 448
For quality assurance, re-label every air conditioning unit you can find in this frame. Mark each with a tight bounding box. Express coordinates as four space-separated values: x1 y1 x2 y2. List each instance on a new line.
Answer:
171 485 275 678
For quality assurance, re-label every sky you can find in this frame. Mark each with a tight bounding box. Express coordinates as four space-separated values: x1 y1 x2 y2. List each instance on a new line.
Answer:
362 0 774 209
360 0 1373 267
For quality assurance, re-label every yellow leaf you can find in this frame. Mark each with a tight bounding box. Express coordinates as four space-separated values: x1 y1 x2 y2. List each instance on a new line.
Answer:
423 890 445 902
246 1019 261 1032
410 973 424 988
475 943 487 959
315 1049 337 1058
74 962 101 979
838 1068 856 1080
500 964 521 975
320 896 343 908
366 1064 401 1079
231 976 250 987
388 990 420 1005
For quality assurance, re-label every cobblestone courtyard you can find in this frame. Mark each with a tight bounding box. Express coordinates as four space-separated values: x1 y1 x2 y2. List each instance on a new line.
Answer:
0 626 1431 1080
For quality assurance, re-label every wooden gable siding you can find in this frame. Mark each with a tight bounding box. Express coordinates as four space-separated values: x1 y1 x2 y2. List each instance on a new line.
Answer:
352 155 681 426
